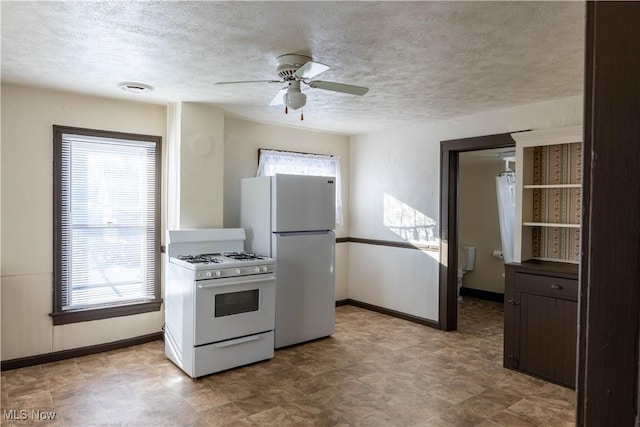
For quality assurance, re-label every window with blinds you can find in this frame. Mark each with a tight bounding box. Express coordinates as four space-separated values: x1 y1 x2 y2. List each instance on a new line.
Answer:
52 126 162 325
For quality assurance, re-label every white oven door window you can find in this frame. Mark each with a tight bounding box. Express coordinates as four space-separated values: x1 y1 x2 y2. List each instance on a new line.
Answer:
194 275 275 346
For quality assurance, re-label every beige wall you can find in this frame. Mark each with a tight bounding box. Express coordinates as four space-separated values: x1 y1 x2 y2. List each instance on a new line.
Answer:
222 117 351 300
458 157 506 294
349 95 583 321
0 81 583 358
0 87 353 361
1 83 167 360
167 102 225 229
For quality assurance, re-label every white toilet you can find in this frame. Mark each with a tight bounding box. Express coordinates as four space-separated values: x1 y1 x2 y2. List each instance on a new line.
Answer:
457 245 476 301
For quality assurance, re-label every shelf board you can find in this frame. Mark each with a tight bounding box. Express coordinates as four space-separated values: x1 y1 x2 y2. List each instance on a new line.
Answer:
523 222 581 228
531 257 580 265
523 184 581 189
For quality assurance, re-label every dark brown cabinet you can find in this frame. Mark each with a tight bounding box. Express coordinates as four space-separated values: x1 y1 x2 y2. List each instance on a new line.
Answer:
504 261 579 388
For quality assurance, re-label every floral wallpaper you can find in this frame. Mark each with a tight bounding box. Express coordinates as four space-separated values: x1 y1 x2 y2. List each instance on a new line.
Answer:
531 142 582 262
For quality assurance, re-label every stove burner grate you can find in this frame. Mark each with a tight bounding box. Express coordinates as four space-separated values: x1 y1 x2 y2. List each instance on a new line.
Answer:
177 254 223 264
223 251 267 261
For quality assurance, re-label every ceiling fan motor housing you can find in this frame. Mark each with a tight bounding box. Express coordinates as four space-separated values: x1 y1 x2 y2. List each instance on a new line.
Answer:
276 54 312 80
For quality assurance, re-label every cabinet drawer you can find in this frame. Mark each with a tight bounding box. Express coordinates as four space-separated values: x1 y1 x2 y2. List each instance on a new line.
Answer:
514 273 578 301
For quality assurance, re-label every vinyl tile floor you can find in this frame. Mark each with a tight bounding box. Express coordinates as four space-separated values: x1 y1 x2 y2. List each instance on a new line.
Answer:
1 298 576 426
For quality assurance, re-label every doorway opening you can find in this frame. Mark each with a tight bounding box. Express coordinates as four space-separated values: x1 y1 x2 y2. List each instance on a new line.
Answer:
439 133 516 331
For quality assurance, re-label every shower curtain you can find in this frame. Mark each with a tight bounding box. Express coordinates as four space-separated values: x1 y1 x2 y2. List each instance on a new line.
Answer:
496 173 516 264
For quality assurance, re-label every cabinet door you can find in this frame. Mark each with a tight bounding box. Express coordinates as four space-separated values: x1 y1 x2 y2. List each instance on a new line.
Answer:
515 290 578 388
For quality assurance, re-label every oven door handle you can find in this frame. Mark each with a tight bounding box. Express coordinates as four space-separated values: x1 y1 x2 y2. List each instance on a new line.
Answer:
197 276 275 289
214 335 262 348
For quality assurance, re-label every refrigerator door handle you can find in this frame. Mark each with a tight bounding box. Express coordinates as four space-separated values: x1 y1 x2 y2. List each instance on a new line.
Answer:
274 231 333 237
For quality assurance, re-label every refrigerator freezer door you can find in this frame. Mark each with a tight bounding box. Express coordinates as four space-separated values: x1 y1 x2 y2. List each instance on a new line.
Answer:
272 174 335 232
273 230 335 348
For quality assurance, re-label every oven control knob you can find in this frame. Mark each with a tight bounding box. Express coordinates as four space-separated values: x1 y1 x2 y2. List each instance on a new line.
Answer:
206 271 212 278
215 271 221 277
255 267 261 273
236 269 241 274
262 266 268 272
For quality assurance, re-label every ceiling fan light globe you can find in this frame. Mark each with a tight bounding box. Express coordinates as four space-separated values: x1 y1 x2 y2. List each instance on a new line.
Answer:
285 91 306 110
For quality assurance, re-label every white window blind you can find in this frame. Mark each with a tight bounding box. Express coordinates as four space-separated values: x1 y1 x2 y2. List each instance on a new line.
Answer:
59 133 158 311
257 149 343 225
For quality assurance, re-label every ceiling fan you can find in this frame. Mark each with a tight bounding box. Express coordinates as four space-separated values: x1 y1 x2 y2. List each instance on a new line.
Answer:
214 54 369 118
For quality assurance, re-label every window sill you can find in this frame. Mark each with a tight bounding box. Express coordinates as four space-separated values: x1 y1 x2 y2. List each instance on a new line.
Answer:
50 300 162 325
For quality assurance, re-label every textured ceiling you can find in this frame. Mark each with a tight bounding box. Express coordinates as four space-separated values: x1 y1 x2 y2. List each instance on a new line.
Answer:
1 1 585 135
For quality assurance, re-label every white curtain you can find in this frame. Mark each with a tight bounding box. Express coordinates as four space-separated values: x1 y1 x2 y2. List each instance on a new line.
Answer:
496 173 516 264
257 149 343 225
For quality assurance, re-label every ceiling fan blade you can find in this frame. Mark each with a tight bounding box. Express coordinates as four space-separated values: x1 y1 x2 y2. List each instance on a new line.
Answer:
307 80 369 96
214 80 282 85
294 61 330 80
269 88 287 106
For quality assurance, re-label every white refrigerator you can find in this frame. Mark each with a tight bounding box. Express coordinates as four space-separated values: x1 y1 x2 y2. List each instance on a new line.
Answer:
241 174 336 348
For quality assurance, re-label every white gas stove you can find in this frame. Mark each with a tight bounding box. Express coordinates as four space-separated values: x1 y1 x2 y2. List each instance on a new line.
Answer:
164 228 276 378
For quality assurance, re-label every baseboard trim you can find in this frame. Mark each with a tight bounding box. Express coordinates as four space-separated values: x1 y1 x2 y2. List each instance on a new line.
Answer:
1 332 164 371
4 297 457 371
460 287 505 303
343 299 440 329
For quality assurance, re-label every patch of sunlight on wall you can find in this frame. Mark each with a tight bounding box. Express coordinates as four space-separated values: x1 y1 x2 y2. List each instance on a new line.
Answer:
383 193 438 246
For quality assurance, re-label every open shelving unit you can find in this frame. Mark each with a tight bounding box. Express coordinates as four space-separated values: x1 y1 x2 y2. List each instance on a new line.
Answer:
512 126 582 264
505 125 582 389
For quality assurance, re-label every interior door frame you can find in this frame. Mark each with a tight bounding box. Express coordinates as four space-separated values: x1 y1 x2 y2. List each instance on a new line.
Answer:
439 133 516 331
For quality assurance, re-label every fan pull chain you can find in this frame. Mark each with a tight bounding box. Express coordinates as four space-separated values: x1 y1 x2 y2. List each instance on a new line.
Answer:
301 110 304 121
285 106 288 115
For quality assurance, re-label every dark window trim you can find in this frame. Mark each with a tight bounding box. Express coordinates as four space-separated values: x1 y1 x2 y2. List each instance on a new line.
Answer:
52 125 162 326
257 148 336 160
50 301 163 325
